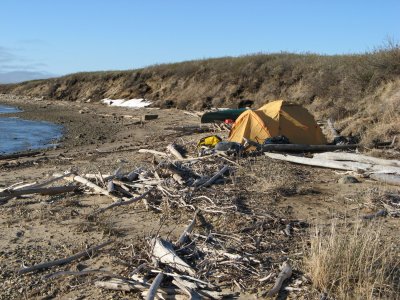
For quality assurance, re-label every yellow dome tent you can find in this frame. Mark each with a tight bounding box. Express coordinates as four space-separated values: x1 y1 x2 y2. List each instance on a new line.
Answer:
228 100 327 145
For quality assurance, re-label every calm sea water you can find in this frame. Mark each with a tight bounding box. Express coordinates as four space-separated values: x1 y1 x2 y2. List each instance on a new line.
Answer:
0 104 21 114
0 104 63 154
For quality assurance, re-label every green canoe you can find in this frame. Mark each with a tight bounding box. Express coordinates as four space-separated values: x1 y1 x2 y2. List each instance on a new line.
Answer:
200 108 248 123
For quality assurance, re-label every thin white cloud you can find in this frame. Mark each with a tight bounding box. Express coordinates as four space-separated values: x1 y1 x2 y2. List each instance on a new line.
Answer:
0 46 17 63
0 45 47 72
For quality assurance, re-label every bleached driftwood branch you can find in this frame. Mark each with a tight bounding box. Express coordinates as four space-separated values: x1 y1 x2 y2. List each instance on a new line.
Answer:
59 173 121 202
139 149 169 157
146 272 165 300
95 278 149 292
176 210 198 247
167 144 184 160
0 185 79 198
150 238 195 276
18 240 112 275
200 165 229 187
94 188 153 214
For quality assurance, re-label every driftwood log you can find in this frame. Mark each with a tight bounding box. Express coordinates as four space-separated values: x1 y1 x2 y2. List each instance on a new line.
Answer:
314 152 400 167
265 153 400 174
18 240 112 275
261 144 358 152
0 185 79 198
0 172 72 194
264 153 369 171
369 173 400 186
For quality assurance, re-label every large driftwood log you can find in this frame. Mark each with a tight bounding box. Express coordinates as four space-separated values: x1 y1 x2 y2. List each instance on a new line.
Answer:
266 261 292 297
167 144 184 160
18 240 112 275
0 185 79 198
264 153 370 171
261 144 358 152
369 173 400 186
314 152 400 167
150 238 195 276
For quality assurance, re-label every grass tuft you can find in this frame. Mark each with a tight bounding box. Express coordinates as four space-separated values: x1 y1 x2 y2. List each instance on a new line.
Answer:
304 220 399 299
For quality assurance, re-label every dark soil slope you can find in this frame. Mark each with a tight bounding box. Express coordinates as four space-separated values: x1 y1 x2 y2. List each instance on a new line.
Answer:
1 46 400 145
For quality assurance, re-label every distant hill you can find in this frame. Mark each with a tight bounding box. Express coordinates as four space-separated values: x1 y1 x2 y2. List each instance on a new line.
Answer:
0 71 57 84
0 46 399 146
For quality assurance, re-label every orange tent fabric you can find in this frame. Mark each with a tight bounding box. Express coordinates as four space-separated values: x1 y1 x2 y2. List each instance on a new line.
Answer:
228 100 326 145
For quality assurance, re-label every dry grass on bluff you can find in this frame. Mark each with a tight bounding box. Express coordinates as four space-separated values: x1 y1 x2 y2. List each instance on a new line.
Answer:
1 42 400 146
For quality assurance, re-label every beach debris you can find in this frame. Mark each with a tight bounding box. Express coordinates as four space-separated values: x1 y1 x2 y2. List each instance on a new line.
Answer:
265 152 400 186
18 240 113 275
141 114 158 121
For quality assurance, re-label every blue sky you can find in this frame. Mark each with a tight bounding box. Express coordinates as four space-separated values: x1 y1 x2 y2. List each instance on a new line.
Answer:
0 0 399 76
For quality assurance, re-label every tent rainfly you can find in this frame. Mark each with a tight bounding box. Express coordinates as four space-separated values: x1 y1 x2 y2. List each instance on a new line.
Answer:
228 100 327 145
